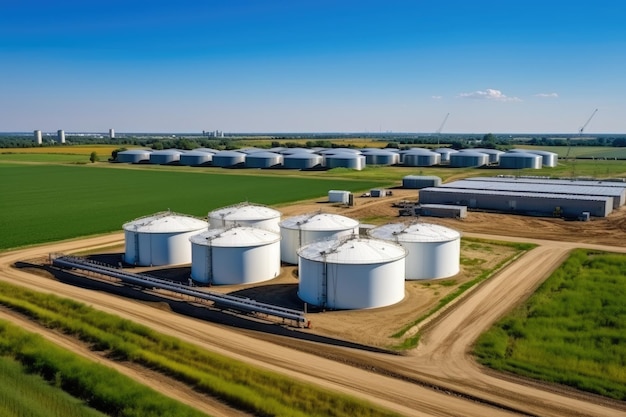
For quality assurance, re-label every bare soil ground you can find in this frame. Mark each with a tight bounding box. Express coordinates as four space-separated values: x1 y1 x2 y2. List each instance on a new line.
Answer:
3 192 626 416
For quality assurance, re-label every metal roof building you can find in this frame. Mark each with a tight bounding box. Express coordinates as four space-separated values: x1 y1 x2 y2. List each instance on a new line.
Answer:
419 187 613 217
466 176 626 190
402 175 442 189
440 179 625 208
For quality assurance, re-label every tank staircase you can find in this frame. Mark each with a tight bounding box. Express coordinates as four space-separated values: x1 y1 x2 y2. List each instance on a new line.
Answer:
50 254 307 327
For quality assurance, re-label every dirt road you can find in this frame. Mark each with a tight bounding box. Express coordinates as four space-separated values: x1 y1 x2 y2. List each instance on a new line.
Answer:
1 231 625 416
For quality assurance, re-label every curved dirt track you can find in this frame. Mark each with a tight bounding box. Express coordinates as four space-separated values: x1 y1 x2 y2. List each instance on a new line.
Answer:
1 232 626 416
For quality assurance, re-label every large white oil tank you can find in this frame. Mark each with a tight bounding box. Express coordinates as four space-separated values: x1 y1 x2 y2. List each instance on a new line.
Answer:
209 203 281 233
116 149 152 163
363 149 400 165
280 147 316 155
467 148 505 164
244 151 283 168
298 236 406 309
402 150 441 167
279 212 360 264
212 150 246 167
189 226 281 285
179 151 213 166
499 152 543 169
450 151 489 167
123 212 208 266
368 222 461 280
508 149 557 167
324 154 366 170
433 148 458 163
149 149 182 164
283 153 324 170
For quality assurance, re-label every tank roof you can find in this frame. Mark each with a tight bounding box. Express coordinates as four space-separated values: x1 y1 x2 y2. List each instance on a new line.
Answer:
298 236 406 264
209 203 281 221
280 212 358 231
123 212 207 233
190 226 280 247
369 222 461 243
245 151 282 158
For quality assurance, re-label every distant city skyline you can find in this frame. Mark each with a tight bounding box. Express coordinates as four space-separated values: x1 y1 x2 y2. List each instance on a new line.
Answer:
1 1 625 134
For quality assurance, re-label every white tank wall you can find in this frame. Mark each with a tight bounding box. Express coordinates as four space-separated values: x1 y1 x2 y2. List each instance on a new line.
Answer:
369 223 461 280
280 227 359 264
190 239 280 285
298 256 405 309
124 229 200 266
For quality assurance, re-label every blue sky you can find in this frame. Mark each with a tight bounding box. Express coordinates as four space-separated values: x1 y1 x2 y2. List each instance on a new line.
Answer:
1 0 624 134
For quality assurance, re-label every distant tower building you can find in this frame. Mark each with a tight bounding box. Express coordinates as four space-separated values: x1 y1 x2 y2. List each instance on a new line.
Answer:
57 130 65 143
220 131 224 138
109 128 115 139
34 130 42 144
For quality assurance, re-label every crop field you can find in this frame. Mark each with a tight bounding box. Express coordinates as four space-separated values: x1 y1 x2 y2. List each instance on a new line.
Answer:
474 249 626 400
0 163 388 250
0 356 108 417
0 282 399 417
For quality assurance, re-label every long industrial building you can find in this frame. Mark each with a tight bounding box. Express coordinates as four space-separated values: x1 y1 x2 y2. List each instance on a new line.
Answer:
418 176 626 218
438 179 626 209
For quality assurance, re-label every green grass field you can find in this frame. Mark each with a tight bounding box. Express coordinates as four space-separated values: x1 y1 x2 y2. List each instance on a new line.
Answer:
474 249 626 400
0 356 108 417
0 163 388 250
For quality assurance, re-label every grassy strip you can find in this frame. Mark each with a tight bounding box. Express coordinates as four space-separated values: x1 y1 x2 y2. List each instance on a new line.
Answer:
0 320 210 417
0 355 108 417
474 249 626 400
0 281 399 417
390 239 536 350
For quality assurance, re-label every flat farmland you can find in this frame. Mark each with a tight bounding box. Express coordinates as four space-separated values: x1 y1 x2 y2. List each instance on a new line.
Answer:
0 163 388 250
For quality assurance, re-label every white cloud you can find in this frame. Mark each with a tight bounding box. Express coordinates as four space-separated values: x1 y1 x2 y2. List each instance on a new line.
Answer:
431 95 443 100
458 88 521 102
534 92 559 98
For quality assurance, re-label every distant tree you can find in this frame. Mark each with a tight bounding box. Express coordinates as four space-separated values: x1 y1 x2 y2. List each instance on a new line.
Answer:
111 147 127 160
89 151 99 163
482 133 497 148
271 141 281 148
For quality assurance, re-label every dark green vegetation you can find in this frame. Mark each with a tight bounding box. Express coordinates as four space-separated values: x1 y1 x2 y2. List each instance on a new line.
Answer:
474 249 626 400
0 163 387 250
391 239 536 350
0 321 210 417
0 355 108 417
0 281 399 417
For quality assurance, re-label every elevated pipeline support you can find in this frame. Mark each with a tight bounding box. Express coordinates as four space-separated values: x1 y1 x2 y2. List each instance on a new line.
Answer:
51 254 307 327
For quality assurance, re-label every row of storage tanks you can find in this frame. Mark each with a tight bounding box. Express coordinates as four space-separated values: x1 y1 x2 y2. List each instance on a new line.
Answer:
122 205 461 310
117 147 555 170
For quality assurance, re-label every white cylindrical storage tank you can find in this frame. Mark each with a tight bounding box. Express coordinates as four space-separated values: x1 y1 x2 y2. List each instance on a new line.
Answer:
368 222 461 280
283 153 324 170
116 149 152 163
179 151 213 166
364 149 400 165
449 151 489 167
149 149 182 164
208 203 282 233
298 236 406 309
244 151 284 168
123 212 208 266
193 147 219 154
189 226 281 285
467 148 505 164
317 148 362 155
398 148 432 163
433 148 458 163
525 150 558 167
280 147 316 155
34 130 42 144
402 175 442 189
499 152 543 169
403 151 441 167
324 154 366 170
57 129 65 143
279 212 359 264
212 150 246 167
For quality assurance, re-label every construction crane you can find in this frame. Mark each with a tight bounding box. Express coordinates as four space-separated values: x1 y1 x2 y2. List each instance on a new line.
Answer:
565 108 598 159
435 113 450 145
